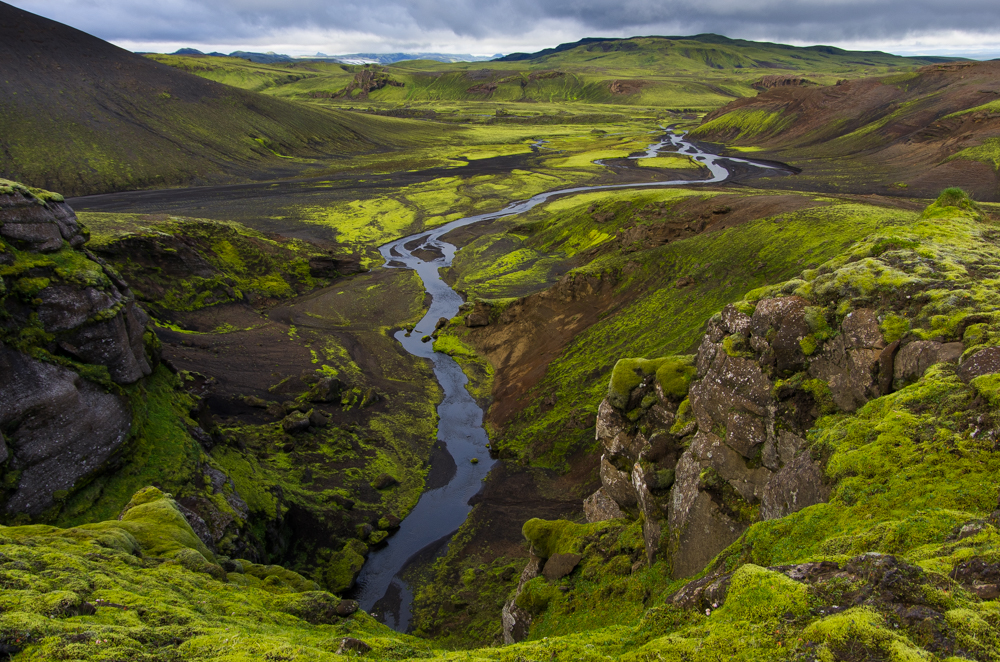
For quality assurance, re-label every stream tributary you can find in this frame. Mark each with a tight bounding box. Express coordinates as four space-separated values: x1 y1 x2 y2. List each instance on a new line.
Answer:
349 131 790 630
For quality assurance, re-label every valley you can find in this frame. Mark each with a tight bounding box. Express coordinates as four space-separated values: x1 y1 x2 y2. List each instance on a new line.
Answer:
1 1 1000 660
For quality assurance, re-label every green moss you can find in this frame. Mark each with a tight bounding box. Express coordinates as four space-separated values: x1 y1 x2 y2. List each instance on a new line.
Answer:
670 398 695 434
881 312 910 342
716 564 809 621
515 576 559 615
609 357 668 409
690 108 793 141
324 540 367 594
654 355 697 399
522 518 593 558
969 373 1000 407
921 187 984 221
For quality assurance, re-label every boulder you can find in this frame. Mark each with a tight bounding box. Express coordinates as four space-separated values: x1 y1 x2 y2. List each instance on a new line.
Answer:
309 409 329 428
600 455 637 508
281 411 312 434
542 553 582 581
371 473 399 490
464 300 493 327
0 347 131 516
760 451 830 520
749 296 809 337
583 487 624 522
841 309 885 349
720 304 751 335
958 346 1000 383
0 186 86 252
893 341 964 385
336 599 359 616
336 638 371 655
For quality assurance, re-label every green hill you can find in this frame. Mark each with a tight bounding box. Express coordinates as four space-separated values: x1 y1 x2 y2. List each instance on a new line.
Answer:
149 34 960 111
0 2 417 196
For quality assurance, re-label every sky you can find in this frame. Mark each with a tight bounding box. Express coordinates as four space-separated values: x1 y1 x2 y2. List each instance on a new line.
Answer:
7 0 1000 59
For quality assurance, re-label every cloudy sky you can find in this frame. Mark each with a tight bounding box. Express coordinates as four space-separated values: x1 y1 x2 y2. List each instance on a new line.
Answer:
8 0 1000 59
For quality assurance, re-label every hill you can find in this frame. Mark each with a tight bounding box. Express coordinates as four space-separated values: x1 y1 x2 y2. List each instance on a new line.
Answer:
0 2 405 196
690 60 1000 200
150 34 963 111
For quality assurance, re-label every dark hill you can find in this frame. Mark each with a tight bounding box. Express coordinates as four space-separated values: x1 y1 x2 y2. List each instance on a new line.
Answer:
0 2 381 196
691 60 1000 200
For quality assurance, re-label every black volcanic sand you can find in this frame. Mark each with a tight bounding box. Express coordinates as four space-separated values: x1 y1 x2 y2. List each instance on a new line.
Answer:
68 150 785 247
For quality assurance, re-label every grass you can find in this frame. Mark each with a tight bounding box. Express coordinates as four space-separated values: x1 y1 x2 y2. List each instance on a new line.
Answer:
151 35 945 114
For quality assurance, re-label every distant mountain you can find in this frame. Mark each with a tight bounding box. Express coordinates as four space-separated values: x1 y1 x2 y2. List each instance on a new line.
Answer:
169 48 495 65
0 1 388 196
228 50 295 64
326 52 496 64
497 33 963 66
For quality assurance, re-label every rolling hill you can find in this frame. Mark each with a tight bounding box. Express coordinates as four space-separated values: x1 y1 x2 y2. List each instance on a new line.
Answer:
0 1 413 196
149 34 962 111
690 59 1000 200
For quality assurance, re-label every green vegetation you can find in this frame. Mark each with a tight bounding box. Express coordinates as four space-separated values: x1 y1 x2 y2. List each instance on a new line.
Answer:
433 330 495 405
79 212 336 313
151 35 945 113
482 192 916 469
691 108 792 140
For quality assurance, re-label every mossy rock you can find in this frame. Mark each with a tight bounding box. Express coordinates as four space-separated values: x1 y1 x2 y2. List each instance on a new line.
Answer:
269 591 346 625
514 576 559 616
325 539 367 594
241 561 321 593
79 486 215 564
655 355 697 399
921 187 984 221
522 518 590 558
717 564 809 622
609 356 693 409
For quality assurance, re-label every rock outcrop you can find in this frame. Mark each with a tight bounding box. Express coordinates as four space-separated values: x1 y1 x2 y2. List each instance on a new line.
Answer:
0 180 158 516
587 297 972 579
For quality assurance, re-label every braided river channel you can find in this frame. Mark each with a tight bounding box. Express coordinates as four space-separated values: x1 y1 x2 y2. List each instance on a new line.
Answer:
349 131 789 630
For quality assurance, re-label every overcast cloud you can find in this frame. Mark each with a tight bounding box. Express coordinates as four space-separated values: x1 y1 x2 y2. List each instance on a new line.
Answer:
7 0 1000 58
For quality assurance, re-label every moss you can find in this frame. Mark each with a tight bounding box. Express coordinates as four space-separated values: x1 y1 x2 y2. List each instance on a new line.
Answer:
670 398 695 434
608 357 667 409
716 564 809 621
654 355 697 399
921 187 984 221
522 518 593 558
80 486 216 564
515 576 559 615
881 312 910 342
324 540 367 594
969 373 1000 407
804 607 926 661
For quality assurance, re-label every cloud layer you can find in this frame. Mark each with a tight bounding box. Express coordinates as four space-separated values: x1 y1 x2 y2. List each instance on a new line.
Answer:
8 0 1000 57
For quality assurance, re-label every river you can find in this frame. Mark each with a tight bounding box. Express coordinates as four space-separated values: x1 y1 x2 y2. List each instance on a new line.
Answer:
349 130 787 630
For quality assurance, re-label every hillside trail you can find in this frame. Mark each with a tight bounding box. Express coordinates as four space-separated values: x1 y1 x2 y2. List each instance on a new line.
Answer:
350 130 790 630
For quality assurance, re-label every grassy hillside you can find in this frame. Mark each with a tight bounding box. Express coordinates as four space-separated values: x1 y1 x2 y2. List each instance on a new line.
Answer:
0 2 432 196
690 60 1000 200
149 35 954 112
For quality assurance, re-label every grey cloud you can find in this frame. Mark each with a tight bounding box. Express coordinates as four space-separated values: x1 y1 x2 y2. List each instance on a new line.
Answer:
9 0 1000 50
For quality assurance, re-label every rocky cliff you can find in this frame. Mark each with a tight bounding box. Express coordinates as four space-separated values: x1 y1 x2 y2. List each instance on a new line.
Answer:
0 180 157 517
502 188 1000 645
585 188 1000 580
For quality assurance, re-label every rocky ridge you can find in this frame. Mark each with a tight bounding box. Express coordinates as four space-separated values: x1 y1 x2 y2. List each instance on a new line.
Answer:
0 181 157 517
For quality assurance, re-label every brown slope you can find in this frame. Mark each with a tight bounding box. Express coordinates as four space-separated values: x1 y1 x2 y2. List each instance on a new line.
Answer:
0 2 381 196
691 60 1000 200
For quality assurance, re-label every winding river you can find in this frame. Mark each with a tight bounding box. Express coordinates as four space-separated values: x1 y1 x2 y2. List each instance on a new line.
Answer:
349 130 787 630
